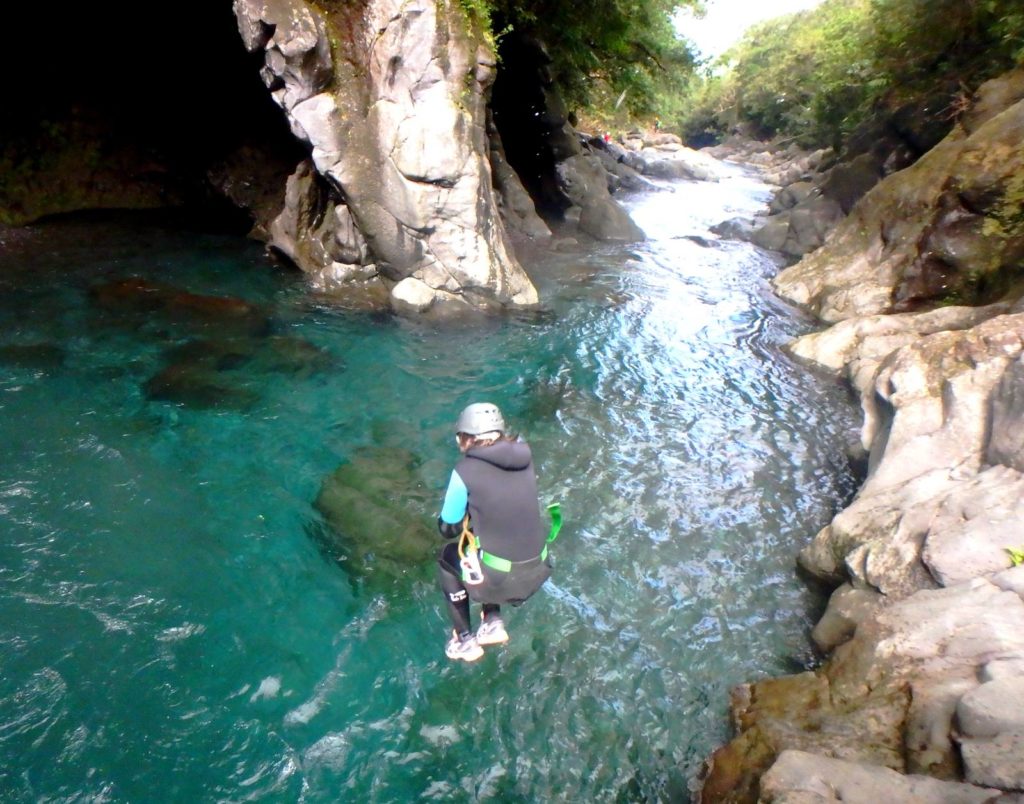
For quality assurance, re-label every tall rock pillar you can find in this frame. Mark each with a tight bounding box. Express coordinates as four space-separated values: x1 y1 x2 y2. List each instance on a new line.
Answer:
234 0 539 311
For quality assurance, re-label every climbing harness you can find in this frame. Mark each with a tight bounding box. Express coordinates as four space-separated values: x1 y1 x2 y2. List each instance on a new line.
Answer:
457 516 485 585
458 503 562 578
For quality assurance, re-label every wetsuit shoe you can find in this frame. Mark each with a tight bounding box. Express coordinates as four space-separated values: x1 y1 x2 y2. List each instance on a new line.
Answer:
476 616 509 646
445 630 484 662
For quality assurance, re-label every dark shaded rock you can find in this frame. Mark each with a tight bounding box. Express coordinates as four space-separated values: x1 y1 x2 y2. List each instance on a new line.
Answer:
487 113 551 239
610 161 658 193
751 216 791 252
986 355 1024 472
769 181 816 214
819 153 884 214
639 158 698 181
712 217 757 241
963 67 1024 134
490 31 643 242
888 90 959 157
0 1 299 230
783 195 845 256
144 362 259 410
0 343 66 371
557 154 644 241
680 235 718 248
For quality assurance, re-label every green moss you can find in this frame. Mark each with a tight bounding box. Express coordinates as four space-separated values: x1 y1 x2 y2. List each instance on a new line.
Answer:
983 170 1024 243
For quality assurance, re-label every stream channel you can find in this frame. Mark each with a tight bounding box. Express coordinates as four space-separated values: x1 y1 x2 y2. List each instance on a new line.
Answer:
0 163 860 801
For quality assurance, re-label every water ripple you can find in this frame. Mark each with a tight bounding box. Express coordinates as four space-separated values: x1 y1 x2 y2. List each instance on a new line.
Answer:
0 172 860 802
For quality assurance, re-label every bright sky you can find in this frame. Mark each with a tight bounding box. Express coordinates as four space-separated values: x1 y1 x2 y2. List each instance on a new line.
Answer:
674 0 826 61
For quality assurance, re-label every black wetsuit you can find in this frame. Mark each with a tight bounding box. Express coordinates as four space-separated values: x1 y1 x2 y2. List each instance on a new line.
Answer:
437 439 551 635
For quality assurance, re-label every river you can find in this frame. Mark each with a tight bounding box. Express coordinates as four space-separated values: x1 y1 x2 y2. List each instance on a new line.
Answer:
0 163 859 801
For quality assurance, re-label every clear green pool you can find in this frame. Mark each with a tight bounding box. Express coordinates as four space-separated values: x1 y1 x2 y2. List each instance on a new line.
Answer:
0 170 858 801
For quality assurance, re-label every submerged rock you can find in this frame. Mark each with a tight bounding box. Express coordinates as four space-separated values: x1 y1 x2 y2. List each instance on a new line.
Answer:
145 361 260 410
313 446 436 582
91 277 270 335
144 334 334 410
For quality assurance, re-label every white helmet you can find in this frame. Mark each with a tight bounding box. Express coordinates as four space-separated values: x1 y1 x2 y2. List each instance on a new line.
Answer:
455 402 506 436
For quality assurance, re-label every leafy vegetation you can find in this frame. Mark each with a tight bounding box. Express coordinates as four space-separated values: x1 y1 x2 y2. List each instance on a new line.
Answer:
489 0 702 119
678 0 1024 148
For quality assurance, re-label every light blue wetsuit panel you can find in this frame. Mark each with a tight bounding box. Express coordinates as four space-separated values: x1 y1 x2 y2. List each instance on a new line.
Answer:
439 470 469 524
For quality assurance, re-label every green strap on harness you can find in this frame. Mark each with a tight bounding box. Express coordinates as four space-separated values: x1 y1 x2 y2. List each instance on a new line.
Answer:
479 502 561 573
547 502 562 543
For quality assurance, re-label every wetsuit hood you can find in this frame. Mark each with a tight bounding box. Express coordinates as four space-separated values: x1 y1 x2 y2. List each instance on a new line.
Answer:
465 440 532 471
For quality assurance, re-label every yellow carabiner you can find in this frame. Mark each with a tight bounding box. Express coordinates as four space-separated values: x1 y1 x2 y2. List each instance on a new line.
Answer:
457 515 476 560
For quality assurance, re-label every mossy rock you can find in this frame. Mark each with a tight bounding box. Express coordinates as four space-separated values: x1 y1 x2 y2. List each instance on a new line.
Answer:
314 446 436 581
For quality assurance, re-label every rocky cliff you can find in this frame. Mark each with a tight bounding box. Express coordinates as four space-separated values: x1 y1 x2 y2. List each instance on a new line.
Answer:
232 0 538 312
701 69 1024 803
2 1 651 315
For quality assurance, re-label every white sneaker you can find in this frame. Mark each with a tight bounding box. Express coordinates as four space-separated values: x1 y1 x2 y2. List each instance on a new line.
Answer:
476 616 509 646
445 631 484 662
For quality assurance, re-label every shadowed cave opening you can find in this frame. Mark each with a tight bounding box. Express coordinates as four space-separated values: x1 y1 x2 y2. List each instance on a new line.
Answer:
2 2 305 233
490 31 575 224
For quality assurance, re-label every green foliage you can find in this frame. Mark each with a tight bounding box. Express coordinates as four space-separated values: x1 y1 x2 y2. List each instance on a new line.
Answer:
678 0 875 147
1007 546 1024 567
869 0 1024 91
678 0 1024 148
491 0 701 119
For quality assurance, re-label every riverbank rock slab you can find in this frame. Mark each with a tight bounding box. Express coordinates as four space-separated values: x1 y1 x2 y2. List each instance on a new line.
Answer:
959 731 1024 791
760 750 1000 803
702 578 1024 801
793 309 1024 594
711 65 1024 804
772 85 1024 322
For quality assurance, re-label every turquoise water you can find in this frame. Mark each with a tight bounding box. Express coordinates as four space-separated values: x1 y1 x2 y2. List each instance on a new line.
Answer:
0 169 858 802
